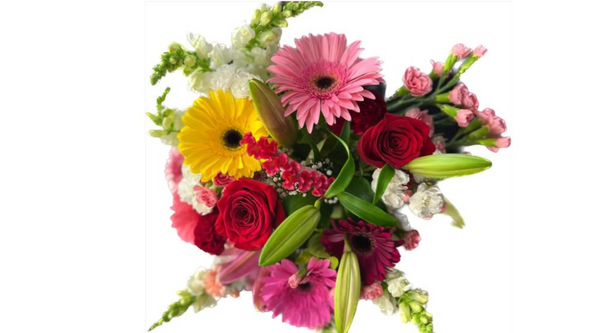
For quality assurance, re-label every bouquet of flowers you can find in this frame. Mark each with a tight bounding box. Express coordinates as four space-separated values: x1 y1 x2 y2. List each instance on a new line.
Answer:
146 2 510 333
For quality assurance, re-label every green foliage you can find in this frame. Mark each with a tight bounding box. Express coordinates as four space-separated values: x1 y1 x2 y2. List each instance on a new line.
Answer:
324 123 355 198
148 290 196 331
150 43 211 85
372 164 395 204
336 192 397 228
398 289 434 333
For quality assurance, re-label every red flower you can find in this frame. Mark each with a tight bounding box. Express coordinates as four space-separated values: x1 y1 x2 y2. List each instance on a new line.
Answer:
194 207 226 255
330 91 387 135
215 178 285 251
357 114 436 169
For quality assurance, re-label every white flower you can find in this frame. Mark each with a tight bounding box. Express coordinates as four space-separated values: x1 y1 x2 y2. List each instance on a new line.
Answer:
409 183 444 219
386 269 411 297
210 44 234 67
177 165 212 215
371 168 410 209
257 28 282 47
231 25 256 49
193 294 217 313
188 68 209 93
230 71 259 98
187 33 213 58
187 268 208 296
249 46 272 68
372 289 398 315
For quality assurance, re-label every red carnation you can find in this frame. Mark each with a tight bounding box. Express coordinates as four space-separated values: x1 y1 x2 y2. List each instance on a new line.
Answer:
193 207 226 255
357 113 435 169
330 90 387 135
215 178 285 251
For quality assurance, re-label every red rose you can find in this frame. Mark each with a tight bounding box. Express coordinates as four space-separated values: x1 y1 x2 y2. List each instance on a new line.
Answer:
215 178 285 251
194 207 227 255
357 114 436 169
330 91 387 135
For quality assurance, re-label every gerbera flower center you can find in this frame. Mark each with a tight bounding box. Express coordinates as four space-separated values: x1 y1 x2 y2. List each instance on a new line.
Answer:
314 75 336 91
350 233 375 255
297 282 312 292
223 129 243 149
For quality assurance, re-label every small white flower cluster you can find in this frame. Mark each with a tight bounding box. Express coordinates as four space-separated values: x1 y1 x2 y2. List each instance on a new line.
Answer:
177 165 213 215
186 268 218 312
186 25 282 99
373 269 412 315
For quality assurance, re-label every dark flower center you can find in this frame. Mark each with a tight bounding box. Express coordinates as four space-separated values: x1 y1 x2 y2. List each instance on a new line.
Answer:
350 233 375 255
297 282 312 292
314 75 336 91
223 129 243 149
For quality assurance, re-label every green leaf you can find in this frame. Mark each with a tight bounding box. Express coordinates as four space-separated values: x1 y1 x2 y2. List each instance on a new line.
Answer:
372 164 395 204
259 205 321 266
442 197 465 228
307 231 329 258
335 245 361 333
324 124 355 198
336 192 397 228
404 154 492 179
282 193 318 216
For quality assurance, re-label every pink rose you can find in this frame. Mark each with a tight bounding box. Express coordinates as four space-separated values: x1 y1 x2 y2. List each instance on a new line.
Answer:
402 230 421 251
487 137 511 152
455 109 474 127
451 43 472 58
212 172 235 187
360 282 383 300
403 66 433 97
194 186 218 208
430 60 444 76
406 108 434 136
476 108 507 135
473 45 488 58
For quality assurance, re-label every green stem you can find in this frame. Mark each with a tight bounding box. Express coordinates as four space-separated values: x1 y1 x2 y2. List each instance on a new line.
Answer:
302 127 321 161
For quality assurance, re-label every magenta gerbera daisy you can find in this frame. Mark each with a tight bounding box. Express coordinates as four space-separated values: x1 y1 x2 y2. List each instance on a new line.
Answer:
260 257 336 329
322 218 400 285
268 33 383 133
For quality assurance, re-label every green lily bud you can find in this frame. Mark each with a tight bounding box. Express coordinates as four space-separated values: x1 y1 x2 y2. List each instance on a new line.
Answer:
259 205 320 266
404 154 492 179
248 79 297 148
260 11 272 26
335 239 361 333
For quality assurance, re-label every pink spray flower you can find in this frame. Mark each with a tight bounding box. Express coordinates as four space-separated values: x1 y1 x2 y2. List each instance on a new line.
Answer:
361 282 383 300
193 185 218 208
402 230 421 251
403 66 433 97
456 109 475 127
451 43 472 58
406 108 434 136
430 60 444 76
473 45 488 58
268 33 383 133
165 148 184 194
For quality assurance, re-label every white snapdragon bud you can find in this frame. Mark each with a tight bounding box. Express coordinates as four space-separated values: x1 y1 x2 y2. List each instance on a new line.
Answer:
210 44 234 67
409 183 444 219
372 289 398 315
231 25 256 49
187 268 208 296
187 33 213 58
386 270 411 297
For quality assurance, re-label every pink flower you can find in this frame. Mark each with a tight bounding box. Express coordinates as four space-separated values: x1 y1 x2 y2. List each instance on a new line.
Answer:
476 108 507 135
432 136 446 154
451 43 472 58
406 108 434 136
360 282 383 300
456 109 474 127
213 172 235 187
165 148 184 194
449 83 479 110
487 137 511 152
473 45 488 58
464 92 479 110
403 66 432 97
217 248 260 285
193 186 218 208
204 269 226 298
268 33 382 133
260 258 336 329
402 230 421 251
170 193 200 244
430 60 444 76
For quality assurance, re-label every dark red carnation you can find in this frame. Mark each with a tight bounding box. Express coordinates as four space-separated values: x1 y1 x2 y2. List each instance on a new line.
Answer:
357 113 435 169
215 178 285 251
330 91 387 135
193 207 226 255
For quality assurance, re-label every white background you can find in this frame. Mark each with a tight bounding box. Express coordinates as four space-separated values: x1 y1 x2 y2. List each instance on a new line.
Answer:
1 1 599 333
145 2 512 333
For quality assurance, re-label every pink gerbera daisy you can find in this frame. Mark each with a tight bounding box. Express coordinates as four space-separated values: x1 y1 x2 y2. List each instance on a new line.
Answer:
322 218 400 285
268 33 383 133
165 147 184 194
260 258 336 329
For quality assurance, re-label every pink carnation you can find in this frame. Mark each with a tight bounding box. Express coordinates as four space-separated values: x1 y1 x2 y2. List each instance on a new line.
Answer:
487 137 511 152
403 66 432 97
477 108 507 135
451 43 472 58
165 148 184 194
430 60 444 76
402 230 421 251
456 109 474 127
449 83 479 110
360 282 383 300
473 45 488 58
193 185 218 208
406 108 434 136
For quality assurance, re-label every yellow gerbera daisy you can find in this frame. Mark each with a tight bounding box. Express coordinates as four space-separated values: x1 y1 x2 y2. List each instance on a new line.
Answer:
178 90 267 182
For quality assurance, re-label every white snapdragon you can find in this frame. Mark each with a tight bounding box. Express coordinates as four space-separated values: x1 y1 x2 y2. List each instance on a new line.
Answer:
230 71 259 98
187 33 213 58
371 168 410 209
187 268 218 312
210 44 234 67
192 64 260 98
231 25 256 49
409 183 444 219
372 289 398 315
386 269 411 297
177 165 213 215
257 27 282 47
